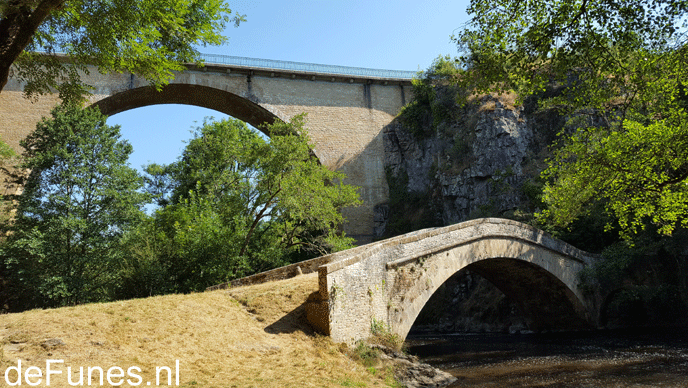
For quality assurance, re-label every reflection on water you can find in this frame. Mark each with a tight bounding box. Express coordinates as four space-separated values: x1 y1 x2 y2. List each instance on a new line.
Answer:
405 328 688 387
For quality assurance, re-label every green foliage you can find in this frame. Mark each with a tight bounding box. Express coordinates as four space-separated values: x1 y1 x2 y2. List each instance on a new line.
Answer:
343 321 405 387
456 0 688 239
399 56 462 139
370 318 403 351
0 110 360 305
605 288 649 326
450 132 472 161
601 285 686 327
127 115 361 293
1 0 244 102
0 137 15 161
156 189 253 291
543 202 619 254
578 228 688 325
0 135 18 216
349 342 382 368
1 104 149 310
540 120 688 239
455 0 687 106
115 217 174 299
520 178 545 210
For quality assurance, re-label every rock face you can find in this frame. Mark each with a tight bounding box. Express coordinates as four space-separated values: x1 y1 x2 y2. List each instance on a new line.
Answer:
381 95 564 333
383 97 551 229
440 101 532 223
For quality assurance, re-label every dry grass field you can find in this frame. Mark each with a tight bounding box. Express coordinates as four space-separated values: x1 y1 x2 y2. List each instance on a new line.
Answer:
0 273 396 387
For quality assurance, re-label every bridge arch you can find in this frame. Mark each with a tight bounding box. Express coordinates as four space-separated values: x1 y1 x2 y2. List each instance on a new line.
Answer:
91 84 280 135
306 218 599 343
396 251 591 340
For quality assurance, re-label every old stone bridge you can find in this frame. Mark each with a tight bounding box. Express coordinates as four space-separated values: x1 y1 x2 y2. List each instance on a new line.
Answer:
0 54 415 243
210 218 599 343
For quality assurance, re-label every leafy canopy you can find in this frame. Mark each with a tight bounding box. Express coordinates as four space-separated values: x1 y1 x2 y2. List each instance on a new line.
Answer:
1 103 149 310
135 115 361 292
455 0 687 103
455 0 688 238
0 0 243 102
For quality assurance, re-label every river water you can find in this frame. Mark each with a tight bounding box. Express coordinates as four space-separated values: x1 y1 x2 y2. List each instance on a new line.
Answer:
405 328 688 387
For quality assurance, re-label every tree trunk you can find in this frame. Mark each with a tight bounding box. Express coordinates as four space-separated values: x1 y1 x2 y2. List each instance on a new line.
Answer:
0 0 64 93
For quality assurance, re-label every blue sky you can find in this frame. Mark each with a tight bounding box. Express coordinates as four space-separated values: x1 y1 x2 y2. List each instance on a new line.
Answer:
107 0 471 171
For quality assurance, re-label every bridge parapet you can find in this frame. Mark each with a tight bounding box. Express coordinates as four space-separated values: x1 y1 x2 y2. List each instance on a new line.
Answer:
318 217 595 276
206 225 434 290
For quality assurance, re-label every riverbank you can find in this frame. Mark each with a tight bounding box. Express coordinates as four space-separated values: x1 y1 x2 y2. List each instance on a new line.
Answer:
1 273 393 387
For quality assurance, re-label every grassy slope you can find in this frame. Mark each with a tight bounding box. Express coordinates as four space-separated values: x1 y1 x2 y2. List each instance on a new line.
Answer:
1 274 391 387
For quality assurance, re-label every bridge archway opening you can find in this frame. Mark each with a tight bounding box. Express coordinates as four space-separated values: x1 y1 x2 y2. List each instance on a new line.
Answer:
408 257 591 336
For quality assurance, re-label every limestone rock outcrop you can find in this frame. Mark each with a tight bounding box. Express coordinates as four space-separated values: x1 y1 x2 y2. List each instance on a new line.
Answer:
383 97 550 230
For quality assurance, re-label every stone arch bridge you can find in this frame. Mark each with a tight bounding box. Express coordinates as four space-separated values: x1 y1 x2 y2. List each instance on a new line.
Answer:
211 218 600 343
0 54 415 243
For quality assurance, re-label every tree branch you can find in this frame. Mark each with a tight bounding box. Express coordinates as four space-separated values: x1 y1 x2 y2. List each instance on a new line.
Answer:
238 187 281 258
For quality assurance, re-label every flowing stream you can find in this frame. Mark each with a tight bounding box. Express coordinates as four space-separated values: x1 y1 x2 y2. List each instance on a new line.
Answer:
405 328 688 387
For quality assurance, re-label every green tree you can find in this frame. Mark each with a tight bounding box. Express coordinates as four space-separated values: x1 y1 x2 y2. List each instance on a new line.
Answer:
1 103 149 310
399 55 463 139
135 116 361 292
455 0 688 238
0 0 243 101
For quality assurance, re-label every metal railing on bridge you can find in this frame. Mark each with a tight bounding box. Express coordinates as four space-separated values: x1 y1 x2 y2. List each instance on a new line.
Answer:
197 53 418 80
31 50 418 80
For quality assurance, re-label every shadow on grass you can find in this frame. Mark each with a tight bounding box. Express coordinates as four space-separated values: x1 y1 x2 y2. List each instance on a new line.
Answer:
264 299 316 335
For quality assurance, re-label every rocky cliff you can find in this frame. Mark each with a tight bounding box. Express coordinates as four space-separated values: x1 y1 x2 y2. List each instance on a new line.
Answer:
381 94 564 234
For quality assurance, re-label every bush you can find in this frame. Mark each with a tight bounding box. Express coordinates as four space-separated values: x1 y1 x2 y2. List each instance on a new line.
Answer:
399 56 462 139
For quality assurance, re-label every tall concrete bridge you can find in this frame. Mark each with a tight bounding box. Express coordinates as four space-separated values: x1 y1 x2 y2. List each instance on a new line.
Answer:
211 218 600 343
0 54 415 243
